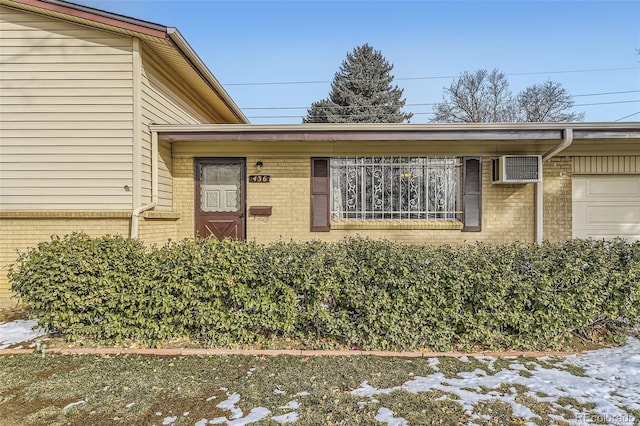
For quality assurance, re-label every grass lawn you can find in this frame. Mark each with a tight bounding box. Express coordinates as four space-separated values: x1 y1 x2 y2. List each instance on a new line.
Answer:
1 309 638 425
2 350 638 426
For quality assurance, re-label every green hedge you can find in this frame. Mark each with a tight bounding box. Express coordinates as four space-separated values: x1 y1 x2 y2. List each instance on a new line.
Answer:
9 233 640 350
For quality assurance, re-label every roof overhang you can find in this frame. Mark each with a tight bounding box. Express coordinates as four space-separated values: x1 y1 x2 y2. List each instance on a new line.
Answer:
1 0 249 124
149 122 640 156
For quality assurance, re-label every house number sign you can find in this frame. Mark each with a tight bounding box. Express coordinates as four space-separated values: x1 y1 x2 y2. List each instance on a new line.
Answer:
249 175 271 183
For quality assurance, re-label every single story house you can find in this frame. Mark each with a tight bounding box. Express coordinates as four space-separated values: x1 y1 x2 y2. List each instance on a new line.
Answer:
1 0 639 306
148 123 639 246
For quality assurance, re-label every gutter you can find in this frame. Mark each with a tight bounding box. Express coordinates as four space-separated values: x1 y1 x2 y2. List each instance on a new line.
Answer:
149 121 639 133
130 131 159 239
149 122 639 144
535 128 574 244
542 128 574 162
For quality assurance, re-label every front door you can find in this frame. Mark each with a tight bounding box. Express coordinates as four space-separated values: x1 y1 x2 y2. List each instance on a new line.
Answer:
195 158 245 240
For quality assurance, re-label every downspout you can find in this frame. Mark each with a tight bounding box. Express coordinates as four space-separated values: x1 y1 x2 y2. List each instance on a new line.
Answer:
535 128 574 244
131 131 158 239
129 38 156 239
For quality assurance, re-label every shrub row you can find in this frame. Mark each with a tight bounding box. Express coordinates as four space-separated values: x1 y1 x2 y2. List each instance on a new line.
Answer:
9 233 640 350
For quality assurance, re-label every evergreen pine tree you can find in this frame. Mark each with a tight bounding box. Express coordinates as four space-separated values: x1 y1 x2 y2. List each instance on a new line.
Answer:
303 44 412 123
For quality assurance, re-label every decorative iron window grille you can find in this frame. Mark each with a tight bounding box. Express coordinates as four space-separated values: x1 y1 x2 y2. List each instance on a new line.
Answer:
331 157 461 220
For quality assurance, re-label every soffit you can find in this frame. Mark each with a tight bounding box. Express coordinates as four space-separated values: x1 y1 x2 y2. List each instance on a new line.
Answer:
142 37 246 124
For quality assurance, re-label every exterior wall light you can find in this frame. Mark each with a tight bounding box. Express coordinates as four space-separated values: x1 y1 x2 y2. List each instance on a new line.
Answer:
256 161 263 171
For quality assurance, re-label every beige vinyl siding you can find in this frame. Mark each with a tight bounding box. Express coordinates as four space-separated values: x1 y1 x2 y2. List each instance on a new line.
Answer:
0 6 134 210
139 45 220 210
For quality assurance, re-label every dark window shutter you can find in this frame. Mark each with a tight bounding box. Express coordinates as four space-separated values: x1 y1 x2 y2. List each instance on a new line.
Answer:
462 157 482 232
311 158 330 232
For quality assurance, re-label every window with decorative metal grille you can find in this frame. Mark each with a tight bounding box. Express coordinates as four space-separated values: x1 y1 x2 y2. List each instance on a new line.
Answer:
330 157 461 220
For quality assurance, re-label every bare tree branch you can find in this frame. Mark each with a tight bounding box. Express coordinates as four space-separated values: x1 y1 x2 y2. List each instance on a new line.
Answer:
432 69 583 123
517 80 585 122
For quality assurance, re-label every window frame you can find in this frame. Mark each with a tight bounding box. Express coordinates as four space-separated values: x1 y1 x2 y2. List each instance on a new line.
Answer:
329 156 463 221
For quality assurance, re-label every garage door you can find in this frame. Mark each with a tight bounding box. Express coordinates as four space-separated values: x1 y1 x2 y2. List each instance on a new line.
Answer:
572 176 640 242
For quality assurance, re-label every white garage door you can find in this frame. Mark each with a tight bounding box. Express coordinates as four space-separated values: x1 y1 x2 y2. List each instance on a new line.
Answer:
572 176 640 242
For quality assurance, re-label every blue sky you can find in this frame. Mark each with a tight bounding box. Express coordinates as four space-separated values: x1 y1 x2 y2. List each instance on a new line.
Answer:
73 0 639 124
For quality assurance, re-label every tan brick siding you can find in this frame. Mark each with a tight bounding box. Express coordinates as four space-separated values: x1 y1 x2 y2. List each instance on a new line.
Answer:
1 156 575 306
246 156 310 241
174 157 196 239
0 214 130 304
174 156 550 245
543 157 572 241
479 158 535 244
138 218 178 245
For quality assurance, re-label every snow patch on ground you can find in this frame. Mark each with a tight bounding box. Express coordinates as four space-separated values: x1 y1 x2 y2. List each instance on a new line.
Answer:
566 337 640 415
272 411 299 424
2 318 638 424
0 319 46 349
374 407 408 426
227 407 271 425
162 415 177 425
427 357 440 370
63 399 86 410
272 400 300 424
197 390 271 425
353 338 640 424
216 393 243 420
281 400 299 410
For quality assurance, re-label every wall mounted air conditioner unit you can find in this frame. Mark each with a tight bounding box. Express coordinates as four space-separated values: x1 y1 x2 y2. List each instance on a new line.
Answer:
491 155 542 184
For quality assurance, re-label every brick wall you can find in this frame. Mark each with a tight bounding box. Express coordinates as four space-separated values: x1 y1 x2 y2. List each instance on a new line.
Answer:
0 213 130 307
0 211 179 306
138 216 178 245
174 157 551 245
174 157 196 239
543 157 573 242
0 156 573 307
245 156 310 242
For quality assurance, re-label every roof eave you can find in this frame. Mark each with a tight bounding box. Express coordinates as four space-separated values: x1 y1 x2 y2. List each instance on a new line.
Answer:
3 0 168 37
150 122 640 142
166 28 249 124
2 0 248 124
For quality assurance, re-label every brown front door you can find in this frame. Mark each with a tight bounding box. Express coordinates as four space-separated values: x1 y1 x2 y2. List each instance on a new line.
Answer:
195 158 245 240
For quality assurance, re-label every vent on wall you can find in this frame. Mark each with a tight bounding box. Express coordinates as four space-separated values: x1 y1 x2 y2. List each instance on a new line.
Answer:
491 155 542 184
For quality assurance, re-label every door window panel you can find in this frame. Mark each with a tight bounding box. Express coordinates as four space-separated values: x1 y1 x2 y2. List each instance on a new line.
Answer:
200 164 241 212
